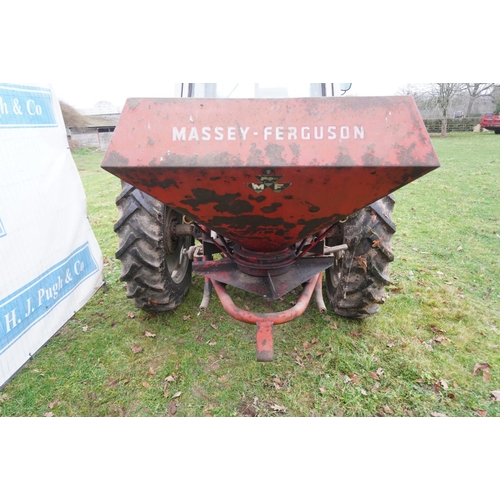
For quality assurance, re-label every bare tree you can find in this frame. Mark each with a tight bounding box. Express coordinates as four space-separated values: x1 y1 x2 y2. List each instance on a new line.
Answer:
429 83 466 137
398 83 427 107
464 84 496 117
398 83 440 119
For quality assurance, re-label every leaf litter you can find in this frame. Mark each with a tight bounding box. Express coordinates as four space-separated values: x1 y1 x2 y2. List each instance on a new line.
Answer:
473 363 491 382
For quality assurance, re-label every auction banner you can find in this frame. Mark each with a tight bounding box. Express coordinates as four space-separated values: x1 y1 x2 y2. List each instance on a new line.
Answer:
0 83 104 388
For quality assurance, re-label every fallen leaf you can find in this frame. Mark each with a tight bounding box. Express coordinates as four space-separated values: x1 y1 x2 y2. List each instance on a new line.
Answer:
144 330 156 338
171 391 182 399
183 315 191 321
430 325 446 334
127 312 136 319
491 390 500 402
142 381 150 388
476 410 487 417
210 323 217 330
207 340 217 346
430 412 447 417
473 363 491 382
82 325 88 332
204 404 215 417
273 376 285 390
48 398 59 409
270 404 287 413
148 366 155 376
348 372 360 384
368 372 380 381
432 336 450 343
303 339 317 350
350 331 363 338
319 387 326 394
131 346 143 354
382 405 394 415
105 378 119 387
44 412 54 417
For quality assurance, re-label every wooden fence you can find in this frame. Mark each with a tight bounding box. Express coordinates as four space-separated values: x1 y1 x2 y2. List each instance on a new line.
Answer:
423 118 482 133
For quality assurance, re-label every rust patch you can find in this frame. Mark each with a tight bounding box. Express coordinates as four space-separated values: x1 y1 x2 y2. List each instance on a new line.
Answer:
265 143 286 166
395 143 419 166
297 215 340 240
289 143 301 157
246 143 264 165
210 215 295 235
335 153 356 167
261 203 283 214
103 150 130 168
248 194 266 203
181 188 254 215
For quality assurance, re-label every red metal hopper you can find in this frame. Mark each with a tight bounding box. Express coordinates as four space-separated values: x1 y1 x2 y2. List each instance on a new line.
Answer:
102 96 439 252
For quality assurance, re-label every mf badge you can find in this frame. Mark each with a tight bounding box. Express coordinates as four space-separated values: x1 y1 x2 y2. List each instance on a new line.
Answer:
247 176 291 194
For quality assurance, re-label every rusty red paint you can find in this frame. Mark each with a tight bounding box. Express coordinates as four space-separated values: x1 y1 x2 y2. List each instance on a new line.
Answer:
256 322 274 362
102 97 439 252
210 274 321 361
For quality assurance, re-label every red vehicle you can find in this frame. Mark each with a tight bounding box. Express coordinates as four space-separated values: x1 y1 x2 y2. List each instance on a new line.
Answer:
480 113 500 134
102 83 439 361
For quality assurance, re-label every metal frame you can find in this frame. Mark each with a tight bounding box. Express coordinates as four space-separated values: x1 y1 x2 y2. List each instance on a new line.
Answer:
103 88 439 362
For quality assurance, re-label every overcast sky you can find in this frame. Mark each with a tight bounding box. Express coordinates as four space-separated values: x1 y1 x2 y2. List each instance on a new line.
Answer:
3 1 490 111
52 82 409 110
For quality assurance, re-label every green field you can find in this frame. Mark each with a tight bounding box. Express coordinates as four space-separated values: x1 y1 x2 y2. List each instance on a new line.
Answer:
1 133 499 417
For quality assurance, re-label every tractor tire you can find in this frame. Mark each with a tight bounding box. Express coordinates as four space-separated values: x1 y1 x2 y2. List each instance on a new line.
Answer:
325 195 395 319
114 182 193 312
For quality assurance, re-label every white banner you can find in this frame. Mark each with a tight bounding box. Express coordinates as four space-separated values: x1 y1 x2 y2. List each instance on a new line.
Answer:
0 83 104 387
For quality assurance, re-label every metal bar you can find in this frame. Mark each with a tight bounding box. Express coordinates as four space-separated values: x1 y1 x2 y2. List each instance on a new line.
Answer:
210 274 321 361
210 274 320 325
256 322 274 362
314 273 327 314
199 277 212 313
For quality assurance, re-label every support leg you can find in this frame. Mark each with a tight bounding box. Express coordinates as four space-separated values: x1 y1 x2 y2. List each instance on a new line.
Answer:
256 321 274 362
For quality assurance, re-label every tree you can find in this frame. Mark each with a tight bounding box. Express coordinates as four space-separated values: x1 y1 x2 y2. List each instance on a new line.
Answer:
430 83 466 137
464 83 496 117
398 83 439 119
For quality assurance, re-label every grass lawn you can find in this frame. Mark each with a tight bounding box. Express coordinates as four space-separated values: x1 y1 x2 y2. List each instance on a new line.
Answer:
1 133 499 417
